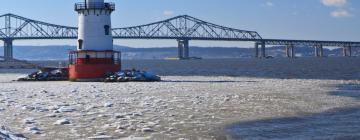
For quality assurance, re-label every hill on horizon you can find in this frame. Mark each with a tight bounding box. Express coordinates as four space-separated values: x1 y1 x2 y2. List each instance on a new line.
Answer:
0 45 358 60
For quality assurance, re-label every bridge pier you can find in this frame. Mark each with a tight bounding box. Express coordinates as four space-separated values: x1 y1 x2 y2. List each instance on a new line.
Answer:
285 44 295 58
183 40 189 59
260 41 266 58
254 42 259 58
343 46 352 57
177 40 183 59
3 39 13 61
314 45 324 57
319 45 324 57
290 45 295 58
285 45 290 58
314 45 319 57
348 46 352 57
177 39 189 59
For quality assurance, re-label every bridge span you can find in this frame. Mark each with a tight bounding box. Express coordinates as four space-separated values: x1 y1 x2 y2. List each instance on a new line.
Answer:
0 13 359 60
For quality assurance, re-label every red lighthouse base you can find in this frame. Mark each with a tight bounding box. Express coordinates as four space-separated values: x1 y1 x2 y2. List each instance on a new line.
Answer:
68 50 121 81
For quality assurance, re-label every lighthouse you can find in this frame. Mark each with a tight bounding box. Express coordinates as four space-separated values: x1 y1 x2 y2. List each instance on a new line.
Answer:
69 0 121 81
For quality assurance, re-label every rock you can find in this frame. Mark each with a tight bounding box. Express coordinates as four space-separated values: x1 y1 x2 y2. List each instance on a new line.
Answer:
1 126 27 140
224 97 231 102
116 125 127 130
132 112 142 117
114 129 126 135
168 127 176 132
0 108 5 112
23 118 35 124
26 95 33 98
127 126 137 131
85 105 96 111
31 130 42 134
57 106 76 113
26 126 40 131
95 132 106 135
54 118 71 125
40 90 48 94
115 113 126 118
35 106 49 112
22 106 35 111
147 122 158 127
104 102 113 108
141 128 154 132
178 138 190 140
188 115 194 119
102 124 113 129
45 113 57 118
119 136 149 140
47 105 60 110
88 135 113 139
47 93 56 97
26 126 42 134
98 114 108 118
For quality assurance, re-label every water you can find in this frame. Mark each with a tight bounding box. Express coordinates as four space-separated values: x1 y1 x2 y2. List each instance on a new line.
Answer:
226 83 360 140
2 58 360 139
32 57 360 80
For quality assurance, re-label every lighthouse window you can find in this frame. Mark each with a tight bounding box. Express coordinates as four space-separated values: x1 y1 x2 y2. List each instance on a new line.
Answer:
104 25 110 35
78 39 83 50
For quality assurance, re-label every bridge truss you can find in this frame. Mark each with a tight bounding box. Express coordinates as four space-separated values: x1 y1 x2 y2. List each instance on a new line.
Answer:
0 13 77 40
112 15 263 41
0 13 359 60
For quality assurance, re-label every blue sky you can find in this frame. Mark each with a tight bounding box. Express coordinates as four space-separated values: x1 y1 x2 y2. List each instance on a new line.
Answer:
1 0 359 48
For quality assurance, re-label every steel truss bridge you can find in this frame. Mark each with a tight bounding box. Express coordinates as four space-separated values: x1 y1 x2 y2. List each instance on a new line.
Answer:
0 13 359 60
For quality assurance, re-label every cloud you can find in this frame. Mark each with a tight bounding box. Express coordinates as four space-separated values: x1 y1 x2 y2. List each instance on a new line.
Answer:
330 9 352 17
321 0 347 7
265 1 274 7
321 0 353 18
163 10 174 16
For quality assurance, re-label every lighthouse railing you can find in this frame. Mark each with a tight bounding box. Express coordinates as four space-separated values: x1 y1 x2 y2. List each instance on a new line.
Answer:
69 51 121 65
75 2 115 11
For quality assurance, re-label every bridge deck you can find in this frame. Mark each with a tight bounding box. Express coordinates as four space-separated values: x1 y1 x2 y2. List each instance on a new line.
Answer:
262 39 360 47
0 13 358 47
0 13 359 60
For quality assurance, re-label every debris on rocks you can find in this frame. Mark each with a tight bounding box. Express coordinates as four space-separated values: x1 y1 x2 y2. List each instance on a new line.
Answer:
104 102 114 108
25 126 42 135
57 106 76 113
17 67 68 81
0 126 27 140
17 68 160 82
23 118 36 124
141 127 154 133
88 135 113 139
105 69 161 82
54 118 71 125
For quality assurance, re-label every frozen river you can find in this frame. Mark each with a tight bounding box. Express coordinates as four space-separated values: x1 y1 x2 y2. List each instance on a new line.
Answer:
0 58 359 139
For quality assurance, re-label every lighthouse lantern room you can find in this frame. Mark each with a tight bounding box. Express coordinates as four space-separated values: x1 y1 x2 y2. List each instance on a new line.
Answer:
69 0 120 81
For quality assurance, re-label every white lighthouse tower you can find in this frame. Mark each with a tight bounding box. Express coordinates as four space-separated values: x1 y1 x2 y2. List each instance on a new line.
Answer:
69 0 121 81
